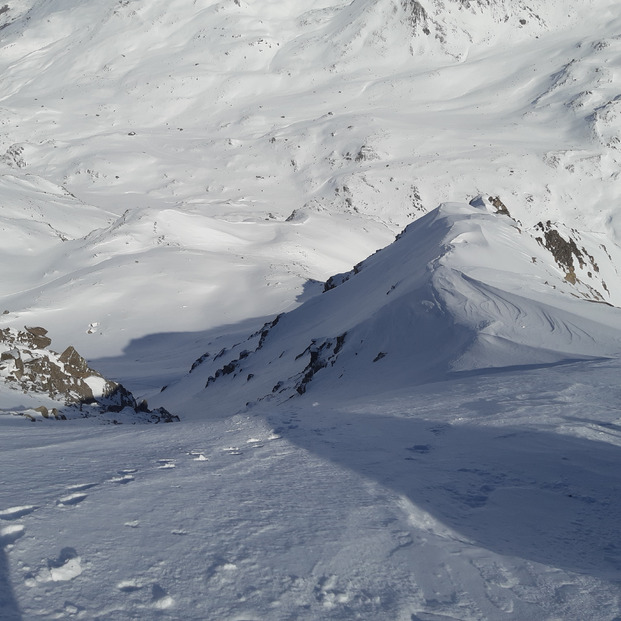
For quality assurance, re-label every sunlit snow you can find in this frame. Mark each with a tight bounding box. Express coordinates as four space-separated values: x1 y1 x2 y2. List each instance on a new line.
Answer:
1 1 621 619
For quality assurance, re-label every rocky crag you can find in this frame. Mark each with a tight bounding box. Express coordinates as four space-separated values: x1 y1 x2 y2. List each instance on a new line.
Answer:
0 326 178 423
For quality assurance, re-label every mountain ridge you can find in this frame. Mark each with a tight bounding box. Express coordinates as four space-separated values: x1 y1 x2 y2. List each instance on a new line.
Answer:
154 199 621 418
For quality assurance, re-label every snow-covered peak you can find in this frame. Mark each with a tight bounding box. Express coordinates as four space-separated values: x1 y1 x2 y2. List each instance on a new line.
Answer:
155 201 621 417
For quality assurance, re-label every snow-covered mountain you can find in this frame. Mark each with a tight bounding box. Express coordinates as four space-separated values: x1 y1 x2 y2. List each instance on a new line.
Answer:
155 198 621 417
1 1 621 619
1 0 620 360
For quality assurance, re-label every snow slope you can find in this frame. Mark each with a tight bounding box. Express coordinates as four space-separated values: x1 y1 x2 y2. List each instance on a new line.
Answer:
1 1 621 619
1 356 621 619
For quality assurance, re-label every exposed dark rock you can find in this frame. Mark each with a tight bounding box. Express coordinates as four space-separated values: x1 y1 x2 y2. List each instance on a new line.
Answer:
59 346 92 378
149 407 180 423
255 314 282 350
221 361 237 375
190 352 210 372
2 144 26 168
402 0 429 32
99 383 137 412
22 326 52 349
355 145 377 162
35 406 49 418
323 266 361 292
323 254 376 292
294 333 347 395
535 221 585 283
0 327 178 423
334 334 347 355
323 273 349 292
205 358 240 388
24 326 48 337
213 347 228 360
488 196 511 216
0 349 18 362
285 209 305 222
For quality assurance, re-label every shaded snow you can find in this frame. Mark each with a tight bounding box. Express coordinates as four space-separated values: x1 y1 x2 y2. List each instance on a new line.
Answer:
1 358 621 619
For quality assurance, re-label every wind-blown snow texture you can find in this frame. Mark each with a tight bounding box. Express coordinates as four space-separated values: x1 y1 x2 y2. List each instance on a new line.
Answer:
1 1 621 619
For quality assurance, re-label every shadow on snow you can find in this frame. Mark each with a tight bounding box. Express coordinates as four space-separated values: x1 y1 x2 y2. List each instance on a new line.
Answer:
266 386 621 581
0 542 23 620
92 316 621 581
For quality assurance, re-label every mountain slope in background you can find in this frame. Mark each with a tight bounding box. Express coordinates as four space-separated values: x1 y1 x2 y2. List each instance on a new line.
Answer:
0 0 620 365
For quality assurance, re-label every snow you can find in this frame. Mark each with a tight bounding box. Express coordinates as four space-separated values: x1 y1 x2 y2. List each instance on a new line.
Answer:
2 358 621 619
1 0 621 618
1 0 620 360
83 375 107 398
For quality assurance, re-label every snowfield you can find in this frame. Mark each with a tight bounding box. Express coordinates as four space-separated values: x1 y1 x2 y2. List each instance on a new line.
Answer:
2 358 621 620
1 0 621 619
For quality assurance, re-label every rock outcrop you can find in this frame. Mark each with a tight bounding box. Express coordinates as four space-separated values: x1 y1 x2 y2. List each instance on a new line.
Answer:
0 327 178 423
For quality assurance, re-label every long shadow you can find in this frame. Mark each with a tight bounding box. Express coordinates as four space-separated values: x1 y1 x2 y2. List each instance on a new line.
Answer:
92 316 273 396
445 356 612 381
0 539 23 621
91 280 324 395
270 404 621 581
88 304 621 580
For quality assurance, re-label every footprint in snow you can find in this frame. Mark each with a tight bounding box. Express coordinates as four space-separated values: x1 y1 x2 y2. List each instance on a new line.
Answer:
66 482 98 492
157 459 176 469
246 438 264 448
0 505 37 520
56 482 100 507
117 578 145 593
151 583 174 609
109 470 136 484
188 451 208 461
62 601 82 616
26 547 83 585
117 578 174 609
57 492 88 507
205 556 238 582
